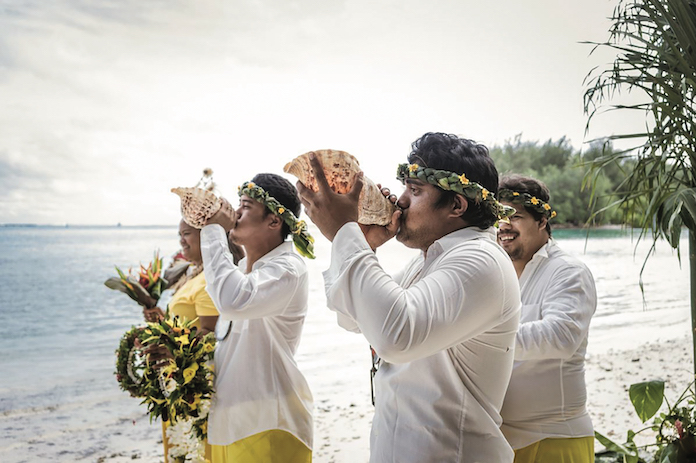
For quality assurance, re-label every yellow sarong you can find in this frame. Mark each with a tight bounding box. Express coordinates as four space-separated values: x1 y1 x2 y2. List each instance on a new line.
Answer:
514 436 594 463
211 429 311 463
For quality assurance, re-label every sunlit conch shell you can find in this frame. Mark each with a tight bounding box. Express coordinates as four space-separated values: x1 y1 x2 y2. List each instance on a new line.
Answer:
171 187 222 229
283 149 397 226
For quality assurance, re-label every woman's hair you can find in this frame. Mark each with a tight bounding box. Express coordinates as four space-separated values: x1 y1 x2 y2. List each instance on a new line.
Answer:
408 132 499 228
250 173 302 238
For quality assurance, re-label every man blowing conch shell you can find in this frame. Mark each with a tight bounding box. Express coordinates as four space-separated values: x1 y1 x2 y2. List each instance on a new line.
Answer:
295 133 522 463
199 173 315 463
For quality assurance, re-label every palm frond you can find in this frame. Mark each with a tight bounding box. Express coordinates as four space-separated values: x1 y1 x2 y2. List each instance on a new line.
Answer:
584 0 696 260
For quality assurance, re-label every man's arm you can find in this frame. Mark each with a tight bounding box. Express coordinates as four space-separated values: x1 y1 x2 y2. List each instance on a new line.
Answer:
324 223 512 364
201 224 303 320
515 264 597 361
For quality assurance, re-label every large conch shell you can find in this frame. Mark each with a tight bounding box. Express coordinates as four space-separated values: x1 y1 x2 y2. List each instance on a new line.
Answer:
171 187 222 229
283 149 396 226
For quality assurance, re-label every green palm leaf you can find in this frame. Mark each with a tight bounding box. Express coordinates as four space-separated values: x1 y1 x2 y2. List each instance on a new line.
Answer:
584 0 696 374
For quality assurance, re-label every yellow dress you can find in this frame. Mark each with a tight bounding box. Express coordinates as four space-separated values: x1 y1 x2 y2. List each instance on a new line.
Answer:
162 272 218 463
168 272 218 323
211 430 312 463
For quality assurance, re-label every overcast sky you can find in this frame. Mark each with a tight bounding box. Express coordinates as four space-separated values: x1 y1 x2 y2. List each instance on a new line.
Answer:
0 0 632 226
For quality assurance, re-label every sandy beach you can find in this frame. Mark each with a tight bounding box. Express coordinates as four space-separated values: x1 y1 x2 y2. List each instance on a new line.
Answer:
76 334 695 463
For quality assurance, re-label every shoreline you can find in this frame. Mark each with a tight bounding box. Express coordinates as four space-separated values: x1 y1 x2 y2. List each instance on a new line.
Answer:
92 335 694 463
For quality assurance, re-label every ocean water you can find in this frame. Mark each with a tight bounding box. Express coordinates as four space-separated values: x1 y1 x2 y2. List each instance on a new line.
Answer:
0 225 691 462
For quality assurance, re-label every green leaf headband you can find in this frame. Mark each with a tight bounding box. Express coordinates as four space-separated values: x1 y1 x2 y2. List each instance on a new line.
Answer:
396 163 515 222
498 189 557 219
238 181 315 259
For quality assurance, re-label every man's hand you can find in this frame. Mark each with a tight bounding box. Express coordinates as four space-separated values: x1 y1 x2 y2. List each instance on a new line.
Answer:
142 343 174 370
359 209 401 251
358 185 401 250
297 152 363 241
205 197 236 232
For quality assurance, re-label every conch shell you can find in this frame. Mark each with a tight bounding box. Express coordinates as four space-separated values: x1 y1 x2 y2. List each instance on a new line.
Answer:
283 149 396 226
171 187 222 229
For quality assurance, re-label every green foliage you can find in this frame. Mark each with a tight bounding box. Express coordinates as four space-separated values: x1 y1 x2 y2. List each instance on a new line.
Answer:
594 380 696 463
583 0 696 251
490 135 628 226
631 381 667 423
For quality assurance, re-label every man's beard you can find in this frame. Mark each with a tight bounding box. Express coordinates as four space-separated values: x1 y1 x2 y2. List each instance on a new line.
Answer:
501 240 524 262
395 216 421 250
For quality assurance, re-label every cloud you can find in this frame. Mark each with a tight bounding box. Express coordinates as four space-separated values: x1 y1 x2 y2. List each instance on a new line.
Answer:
0 0 622 225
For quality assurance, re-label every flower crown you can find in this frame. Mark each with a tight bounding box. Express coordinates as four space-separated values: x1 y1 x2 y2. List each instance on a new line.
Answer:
498 189 557 219
396 163 515 222
238 181 315 259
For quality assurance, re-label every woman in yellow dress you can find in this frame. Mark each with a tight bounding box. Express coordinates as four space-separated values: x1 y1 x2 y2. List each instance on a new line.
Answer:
143 218 230 462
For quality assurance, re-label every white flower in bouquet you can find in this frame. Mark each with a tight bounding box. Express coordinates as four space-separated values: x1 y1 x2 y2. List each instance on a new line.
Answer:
166 418 207 463
198 398 211 420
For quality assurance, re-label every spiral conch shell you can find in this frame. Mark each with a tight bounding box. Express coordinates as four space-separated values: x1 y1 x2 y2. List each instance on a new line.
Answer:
283 149 397 226
171 187 222 229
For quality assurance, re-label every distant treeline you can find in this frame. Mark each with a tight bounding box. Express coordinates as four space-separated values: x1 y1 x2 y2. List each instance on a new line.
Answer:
490 135 627 226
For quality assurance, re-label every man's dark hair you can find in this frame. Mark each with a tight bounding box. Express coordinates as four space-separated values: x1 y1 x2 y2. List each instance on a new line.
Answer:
250 173 301 239
499 174 552 236
408 132 499 228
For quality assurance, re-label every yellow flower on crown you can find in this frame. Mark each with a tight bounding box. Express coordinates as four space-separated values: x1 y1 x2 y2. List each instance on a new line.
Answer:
530 197 539 205
247 182 255 189
551 211 557 218
293 220 306 234
408 164 419 172
459 173 469 185
278 207 285 214
543 203 551 211
512 192 520 196
481 188 489 200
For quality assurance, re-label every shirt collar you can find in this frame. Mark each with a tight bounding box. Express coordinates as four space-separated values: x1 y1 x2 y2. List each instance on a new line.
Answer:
249 241 294 272
529 239 553 263
519 239 553 284
425 226 498 260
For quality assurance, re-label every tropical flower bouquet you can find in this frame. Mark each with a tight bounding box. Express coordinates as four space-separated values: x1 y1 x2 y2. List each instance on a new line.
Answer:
104 250 189 309
595 379 696 463
115 316 215 463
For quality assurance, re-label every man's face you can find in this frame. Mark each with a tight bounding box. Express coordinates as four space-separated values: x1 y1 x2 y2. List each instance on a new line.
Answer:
229 195 271 246
497 202 548 265
395 179 453 251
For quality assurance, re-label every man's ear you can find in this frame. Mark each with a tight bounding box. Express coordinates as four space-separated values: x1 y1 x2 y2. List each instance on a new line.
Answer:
538 216 548 232
268 214 283 230
451 194 468 218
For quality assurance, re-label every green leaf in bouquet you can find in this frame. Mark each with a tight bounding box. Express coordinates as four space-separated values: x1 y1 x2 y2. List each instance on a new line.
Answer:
115 265 129 281
104 277 130 293
630 380 665 423
125 275 157 308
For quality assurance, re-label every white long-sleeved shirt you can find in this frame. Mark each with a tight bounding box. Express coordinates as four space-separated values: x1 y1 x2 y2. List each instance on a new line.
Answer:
200 224 313 449
323 223 521 463
500 240 597 449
